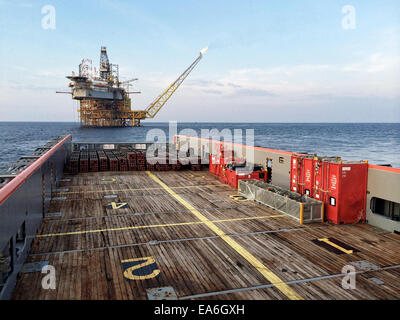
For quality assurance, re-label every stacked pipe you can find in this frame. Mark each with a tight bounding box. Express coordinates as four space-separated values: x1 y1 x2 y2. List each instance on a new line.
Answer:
188 156 202 171
136 151 146 171
66 148 207 174
155 157 170 171
89 151 99 172
170 154 182 170
80 151 89 172
69 151 80 174
105 151 119 171
126 151 137 171
146 154 155 171
115 151 128 171
98 151 108 171
154 150 170 171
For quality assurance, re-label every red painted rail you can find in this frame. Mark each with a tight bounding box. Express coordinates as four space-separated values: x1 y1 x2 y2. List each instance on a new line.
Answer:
0 134 72 206
368 164 400 173
173 135 400 172
173 134 294 155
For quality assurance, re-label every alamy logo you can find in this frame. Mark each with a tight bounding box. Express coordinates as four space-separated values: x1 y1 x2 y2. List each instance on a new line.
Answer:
41 265 56 290
342 5 356 30
41 5 56 30
341 265 356 289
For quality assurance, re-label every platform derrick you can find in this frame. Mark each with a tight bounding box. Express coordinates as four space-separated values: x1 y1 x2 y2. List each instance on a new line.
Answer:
59 46 207 127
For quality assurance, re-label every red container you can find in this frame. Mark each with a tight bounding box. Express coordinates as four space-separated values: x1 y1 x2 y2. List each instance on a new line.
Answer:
225 167 265 189
209 154 220 176
219 150 233 166
290 155 368 224
290 155 316 196
209 145 233 176
219 166 229 184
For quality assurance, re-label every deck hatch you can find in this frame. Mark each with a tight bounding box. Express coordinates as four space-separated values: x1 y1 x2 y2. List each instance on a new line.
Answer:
45 212 63 218
104 194 117 199
147 287 178 300
51 197 67 201
369 277 384 285
20 261 49 273
349 260 379 271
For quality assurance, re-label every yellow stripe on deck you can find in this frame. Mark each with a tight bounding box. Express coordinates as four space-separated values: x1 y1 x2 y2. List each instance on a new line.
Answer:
37 214 284 238
146 171 303 301
318 238 354 254
56 184 228 195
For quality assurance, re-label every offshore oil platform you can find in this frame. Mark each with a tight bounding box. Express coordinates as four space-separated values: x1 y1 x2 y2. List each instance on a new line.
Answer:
59 46 207 127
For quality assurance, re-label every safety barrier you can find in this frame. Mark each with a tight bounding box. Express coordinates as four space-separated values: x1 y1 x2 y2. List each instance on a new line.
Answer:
239 179 323 224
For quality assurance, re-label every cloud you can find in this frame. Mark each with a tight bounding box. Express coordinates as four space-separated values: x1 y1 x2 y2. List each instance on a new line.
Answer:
186 79 224 87
202 89 223 95
227 82 241 88
146 48 400 105
230 88 276 97
2 22 399 122
220 51 400 100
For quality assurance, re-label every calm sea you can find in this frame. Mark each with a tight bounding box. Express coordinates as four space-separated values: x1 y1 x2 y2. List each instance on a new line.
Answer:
0 122 399 170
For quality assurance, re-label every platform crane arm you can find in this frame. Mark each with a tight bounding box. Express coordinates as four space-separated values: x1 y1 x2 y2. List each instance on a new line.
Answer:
144 47 208 119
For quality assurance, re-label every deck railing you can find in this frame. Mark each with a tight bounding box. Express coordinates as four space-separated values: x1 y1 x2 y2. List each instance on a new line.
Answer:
0 135 71 300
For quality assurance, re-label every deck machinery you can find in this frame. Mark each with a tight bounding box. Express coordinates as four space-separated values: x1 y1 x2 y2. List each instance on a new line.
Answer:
60 47 207 127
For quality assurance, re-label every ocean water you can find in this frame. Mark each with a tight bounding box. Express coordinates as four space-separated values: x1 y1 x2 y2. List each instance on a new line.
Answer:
0 122 399 170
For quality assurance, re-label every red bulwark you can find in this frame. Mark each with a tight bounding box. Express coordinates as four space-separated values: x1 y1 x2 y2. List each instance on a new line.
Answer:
290 155 368 224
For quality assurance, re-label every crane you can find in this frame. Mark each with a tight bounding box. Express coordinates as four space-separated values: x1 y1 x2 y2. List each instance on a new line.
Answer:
132 47 208 126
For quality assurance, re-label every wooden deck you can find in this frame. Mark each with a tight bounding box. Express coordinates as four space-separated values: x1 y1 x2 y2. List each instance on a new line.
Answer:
12 170 400 300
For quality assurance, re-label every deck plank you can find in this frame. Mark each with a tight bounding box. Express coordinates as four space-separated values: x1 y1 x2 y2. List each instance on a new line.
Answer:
11 170 400 300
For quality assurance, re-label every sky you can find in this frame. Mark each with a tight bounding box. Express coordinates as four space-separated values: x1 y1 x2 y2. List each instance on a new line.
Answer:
0 0 399 122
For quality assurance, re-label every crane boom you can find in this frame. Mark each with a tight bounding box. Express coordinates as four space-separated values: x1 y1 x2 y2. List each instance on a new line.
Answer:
144 48 208 119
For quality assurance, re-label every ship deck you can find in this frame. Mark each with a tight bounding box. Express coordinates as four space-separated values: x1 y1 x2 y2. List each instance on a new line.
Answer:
12 170 400 300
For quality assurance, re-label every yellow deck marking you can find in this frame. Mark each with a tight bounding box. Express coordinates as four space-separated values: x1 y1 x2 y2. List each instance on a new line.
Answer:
122 256 160 280
37 214 284 238
230 195 249 202
110 202 128 210
318 238 354 254
146 171 303 300
55 183 228 195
